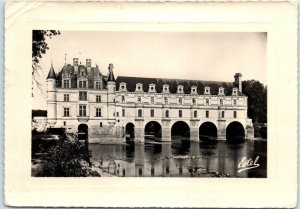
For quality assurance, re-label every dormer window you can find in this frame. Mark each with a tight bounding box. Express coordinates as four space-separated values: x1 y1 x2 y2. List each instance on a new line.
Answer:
218 87 225 95
63 79 70 88
95 81 102 89
232 87 238 96
204 86 211 95
148 84 156 93
135 83 143 92
119 82 127 92
162 84 169 93
191 86 197 94
177 85 184 94
78 80 87 88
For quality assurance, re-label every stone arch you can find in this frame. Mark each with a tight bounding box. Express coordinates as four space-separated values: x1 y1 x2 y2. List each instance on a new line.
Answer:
171 121 190 138
125 122 135 139
226 121 245 142
145 121 162 140
199 121 218 141
78 124 88 140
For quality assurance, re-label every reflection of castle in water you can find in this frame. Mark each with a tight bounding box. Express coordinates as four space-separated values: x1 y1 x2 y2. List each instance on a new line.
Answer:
89 141 264 178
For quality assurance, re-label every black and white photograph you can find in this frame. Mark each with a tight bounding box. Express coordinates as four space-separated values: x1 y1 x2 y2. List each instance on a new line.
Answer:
31 31 267 178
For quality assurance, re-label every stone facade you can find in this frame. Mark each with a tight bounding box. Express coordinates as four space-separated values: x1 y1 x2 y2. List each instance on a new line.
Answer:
46 58 254 143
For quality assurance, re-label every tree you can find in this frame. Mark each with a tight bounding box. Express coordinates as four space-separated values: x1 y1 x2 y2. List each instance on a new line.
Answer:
242 80 267 123
32 30 60 95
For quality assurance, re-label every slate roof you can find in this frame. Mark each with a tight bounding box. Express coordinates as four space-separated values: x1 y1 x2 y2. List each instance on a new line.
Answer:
47 65 56 79
115 76 243 96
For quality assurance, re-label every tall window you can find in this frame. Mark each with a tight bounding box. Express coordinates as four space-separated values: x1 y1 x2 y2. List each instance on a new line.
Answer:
100 122 102 127
151 97 154 104
206 99 209 105
64 94 69 102
220 99 223 106
96 95 101 103
63 80 70 88
165 110 169 118
194 110 197 118
122 109 125 117
79 105 87 116
79 92 87 101
64 107 70 117
79 80 87 88
164 97 168 104
222 111 225 118
138 96 141 103
179 98 182 105
95 81 101 89
96 108 102 117
192 98 196 105
179 110 182 117
138 109 142 117
122 96 125 103
206 110 209 118
233 99 237 106
150 109 154 117
233 111 237 118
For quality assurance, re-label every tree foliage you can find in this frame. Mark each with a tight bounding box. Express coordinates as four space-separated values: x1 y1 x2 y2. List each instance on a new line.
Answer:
242 80 267 123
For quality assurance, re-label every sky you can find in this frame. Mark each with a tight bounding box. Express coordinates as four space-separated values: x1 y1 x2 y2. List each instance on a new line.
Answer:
33 31 267 109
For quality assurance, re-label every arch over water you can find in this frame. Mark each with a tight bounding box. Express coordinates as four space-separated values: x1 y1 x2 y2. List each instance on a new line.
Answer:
125 122 135 139
78 124 88 140
226 121 245 142
199 122 218 141
171 121 190 138
145 121 162 140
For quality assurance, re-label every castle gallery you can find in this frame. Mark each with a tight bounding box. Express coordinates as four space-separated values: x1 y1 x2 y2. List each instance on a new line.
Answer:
46 58 254 143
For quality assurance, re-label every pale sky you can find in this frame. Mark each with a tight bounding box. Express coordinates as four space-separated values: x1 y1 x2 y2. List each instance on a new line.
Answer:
33 31 267 109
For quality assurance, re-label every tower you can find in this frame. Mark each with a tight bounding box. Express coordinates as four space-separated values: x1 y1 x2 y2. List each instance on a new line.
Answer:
234 73 242 93
46 62 57 127
107 63 116 126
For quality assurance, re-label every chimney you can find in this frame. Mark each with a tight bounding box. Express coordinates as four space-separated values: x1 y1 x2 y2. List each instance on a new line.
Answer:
73 58 79 74
234 73 242 93
86 59 91 67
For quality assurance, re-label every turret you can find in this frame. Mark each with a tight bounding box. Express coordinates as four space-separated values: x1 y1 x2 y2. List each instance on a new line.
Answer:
107 63 116 125
234 73 242 93
46 62 57 127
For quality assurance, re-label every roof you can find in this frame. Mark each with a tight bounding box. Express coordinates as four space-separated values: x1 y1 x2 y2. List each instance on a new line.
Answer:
107 64 115 82
116 76 243 96
47 65 56 79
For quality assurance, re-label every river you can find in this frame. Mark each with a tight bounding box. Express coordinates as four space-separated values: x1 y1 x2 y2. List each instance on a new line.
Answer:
89 139 267 178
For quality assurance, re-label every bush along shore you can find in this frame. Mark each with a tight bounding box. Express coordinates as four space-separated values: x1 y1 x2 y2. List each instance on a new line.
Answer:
32 134 102 177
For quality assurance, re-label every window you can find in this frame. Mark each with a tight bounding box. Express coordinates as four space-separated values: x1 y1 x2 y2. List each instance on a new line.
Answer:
151 97 154 104
64 108 70 117
206 99 209 105
63 80 70 88
63 121 66 126
150 86 154 91
222 111 225 118
164 97 168 104
194 110 197 118
165 110 169 118
233 111 237 118
179 110 182 118
138 109 142 117
138 96 141 103
192 98 196 105
96 108 102 117
122 109 125 117
150 109 154 117
220 99 223 106
79 105 87 116
116 112 119 117
79 92 87 101
100 122 102 127
122 96 125 103
95 81 101 89
79 80 87 88
206 110 209 118
233 100 237 106
179 98 182 105
96 95 101 103
64 94 69 102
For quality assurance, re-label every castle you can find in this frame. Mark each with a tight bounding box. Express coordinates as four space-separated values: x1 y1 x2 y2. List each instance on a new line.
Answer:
46 58 254 143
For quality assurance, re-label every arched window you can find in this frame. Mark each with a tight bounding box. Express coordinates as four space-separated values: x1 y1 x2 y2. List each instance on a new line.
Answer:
138 109 143 117
194 110 197 118
166 110 169 118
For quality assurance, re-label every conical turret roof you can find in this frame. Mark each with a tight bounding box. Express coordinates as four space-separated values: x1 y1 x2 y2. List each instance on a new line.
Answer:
47 63 56 79
107 63 115 82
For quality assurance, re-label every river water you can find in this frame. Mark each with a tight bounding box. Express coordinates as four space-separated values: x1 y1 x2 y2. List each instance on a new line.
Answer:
89 139 267 178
